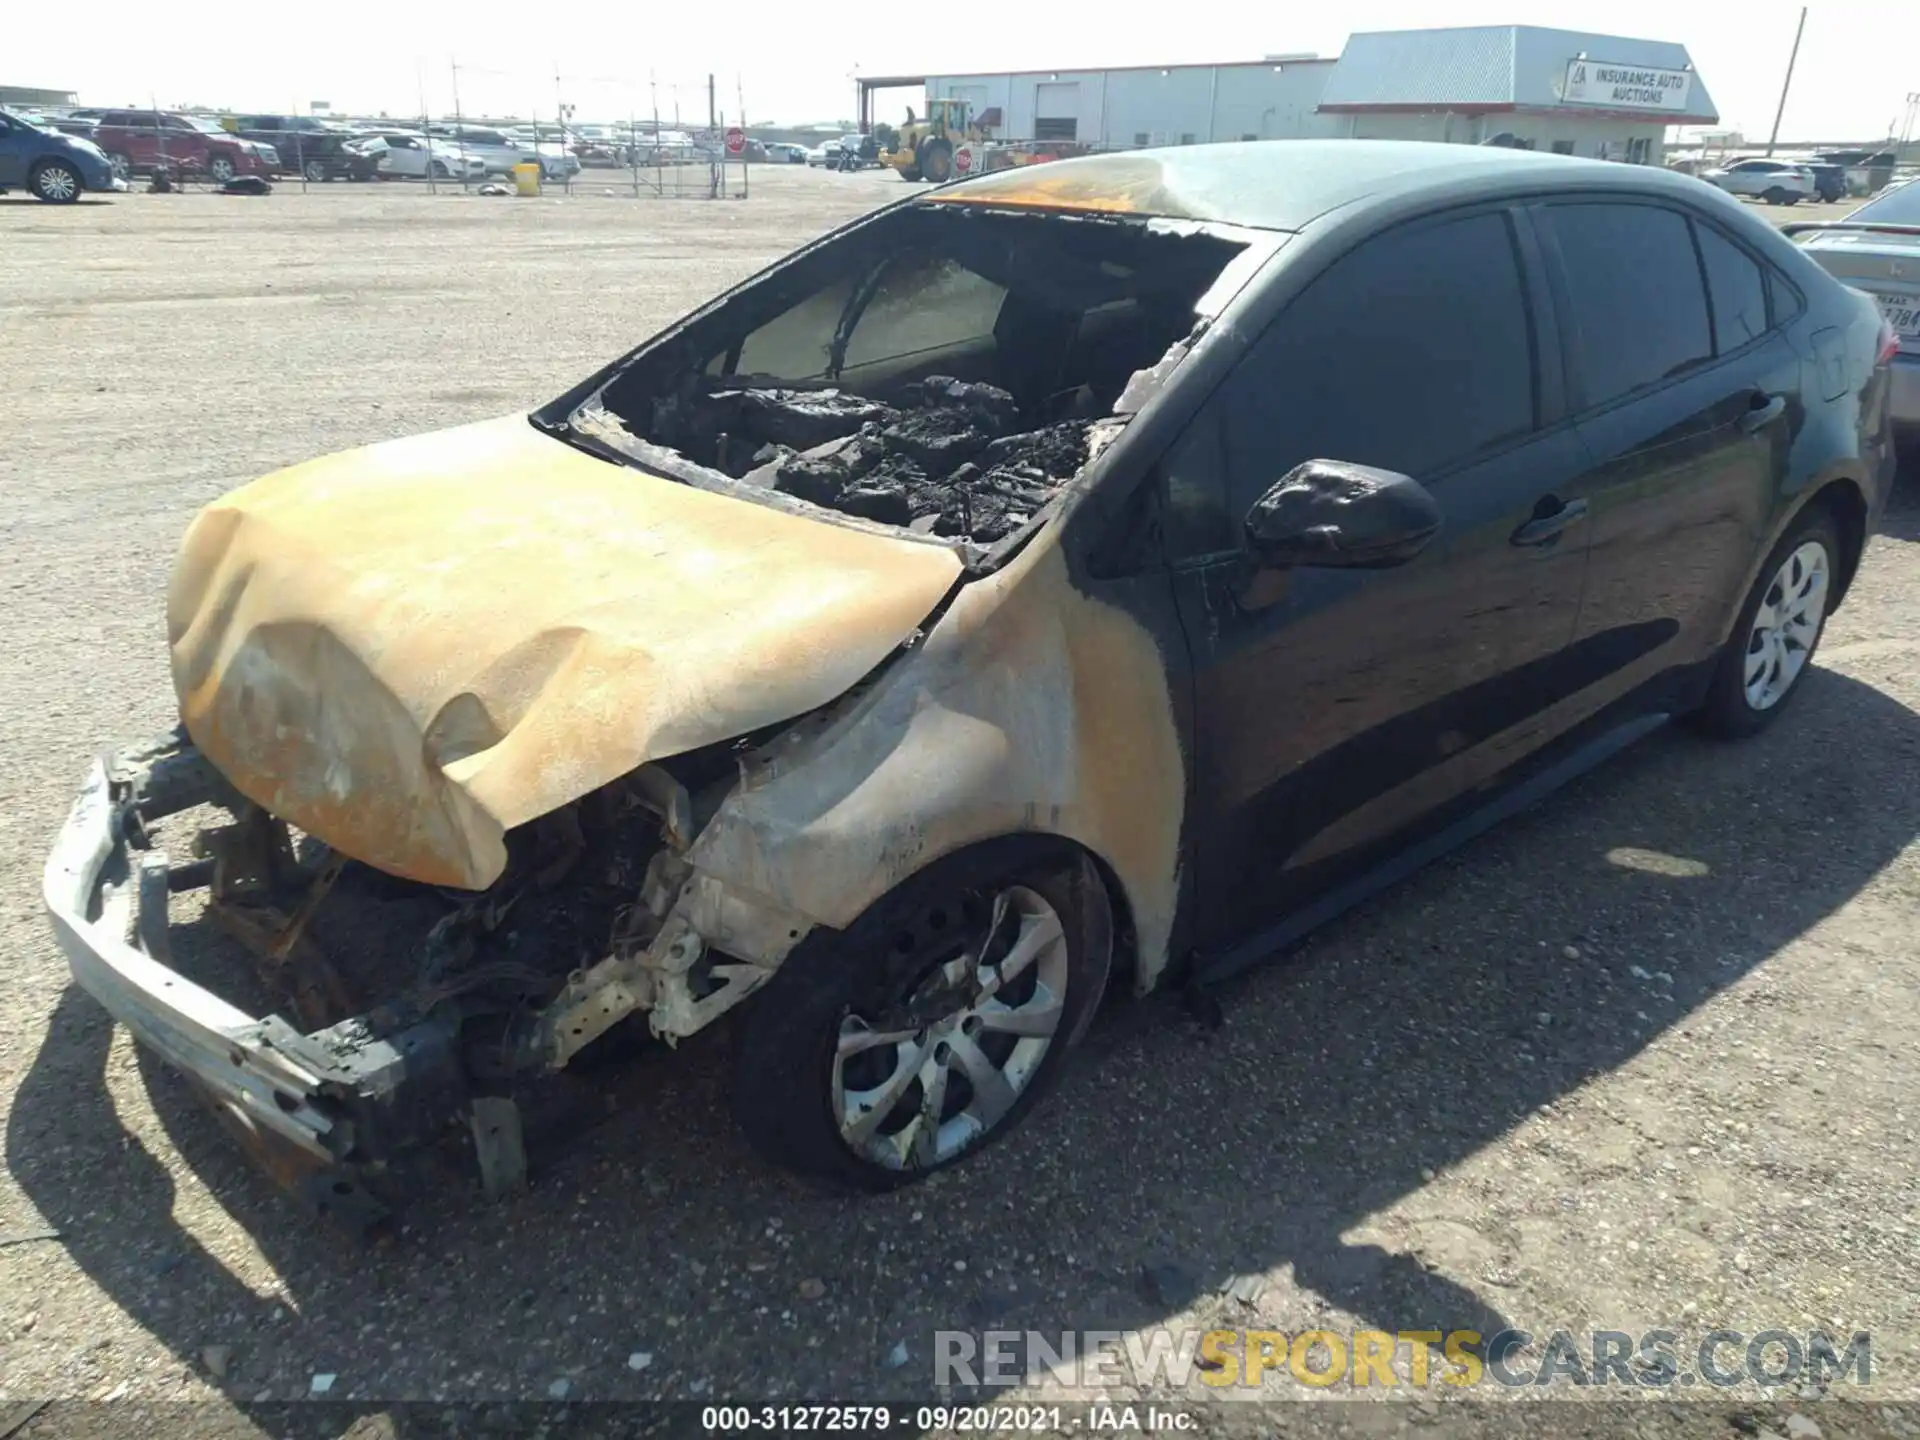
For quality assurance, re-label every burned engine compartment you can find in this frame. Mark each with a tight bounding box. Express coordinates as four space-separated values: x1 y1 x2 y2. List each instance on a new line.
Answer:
647 374 1094 543
564 204 1249 548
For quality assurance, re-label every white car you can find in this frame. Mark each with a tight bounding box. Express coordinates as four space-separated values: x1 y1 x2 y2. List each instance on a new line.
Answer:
1701 158 1816 205
371 132 487 181
426 126 580 180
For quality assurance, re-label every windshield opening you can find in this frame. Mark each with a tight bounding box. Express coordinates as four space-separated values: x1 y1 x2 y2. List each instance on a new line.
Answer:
570 206 1247 546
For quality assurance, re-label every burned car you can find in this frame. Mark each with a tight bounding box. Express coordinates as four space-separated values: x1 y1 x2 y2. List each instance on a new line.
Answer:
48 143 1897 1224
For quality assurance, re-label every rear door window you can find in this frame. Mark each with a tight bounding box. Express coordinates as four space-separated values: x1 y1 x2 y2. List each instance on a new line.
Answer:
1545 203 1714 410
1693 222 1770 353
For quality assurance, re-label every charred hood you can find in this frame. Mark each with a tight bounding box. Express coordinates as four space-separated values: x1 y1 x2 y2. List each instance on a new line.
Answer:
168 416 963 889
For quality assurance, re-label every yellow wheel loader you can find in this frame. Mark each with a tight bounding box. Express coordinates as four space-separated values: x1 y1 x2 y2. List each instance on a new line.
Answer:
879 98 980 183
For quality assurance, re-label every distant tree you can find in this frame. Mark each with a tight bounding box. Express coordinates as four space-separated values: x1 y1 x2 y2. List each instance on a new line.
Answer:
872 121 900 154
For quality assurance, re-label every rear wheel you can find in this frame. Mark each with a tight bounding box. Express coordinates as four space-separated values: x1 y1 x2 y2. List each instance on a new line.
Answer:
1762 186 1790 205
303 158 328 183
1692 508 1839 737
30 160 81 202
732 840 1112 1189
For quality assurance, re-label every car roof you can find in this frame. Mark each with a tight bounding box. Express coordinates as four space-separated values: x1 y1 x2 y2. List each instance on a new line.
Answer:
925 139 1725 232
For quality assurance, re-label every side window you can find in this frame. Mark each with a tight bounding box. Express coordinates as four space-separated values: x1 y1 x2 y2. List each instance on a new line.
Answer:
1546 203 1712 409
1693 222 1770 353
1164 210 1538 555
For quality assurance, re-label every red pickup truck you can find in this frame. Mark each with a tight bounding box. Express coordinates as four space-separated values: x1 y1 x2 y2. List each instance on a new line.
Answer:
93 109 277 182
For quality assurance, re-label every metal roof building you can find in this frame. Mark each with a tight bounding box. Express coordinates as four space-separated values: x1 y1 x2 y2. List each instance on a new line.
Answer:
899 24 1716 165
1317 25 1718 162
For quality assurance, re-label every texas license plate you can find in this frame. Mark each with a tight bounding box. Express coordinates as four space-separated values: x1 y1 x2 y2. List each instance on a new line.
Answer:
1872 292 1920 340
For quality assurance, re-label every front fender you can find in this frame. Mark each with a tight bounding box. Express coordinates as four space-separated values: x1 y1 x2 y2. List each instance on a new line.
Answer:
683 535 1187 994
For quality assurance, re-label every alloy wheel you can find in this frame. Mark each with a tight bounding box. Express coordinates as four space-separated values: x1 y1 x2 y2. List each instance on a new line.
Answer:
1744 540 1830 711
209 156 236 182
35 164 79 201
833 885 1069 1170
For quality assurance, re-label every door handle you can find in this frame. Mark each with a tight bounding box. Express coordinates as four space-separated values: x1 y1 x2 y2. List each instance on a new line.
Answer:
1510 497 1589 548
1741 393 1787 433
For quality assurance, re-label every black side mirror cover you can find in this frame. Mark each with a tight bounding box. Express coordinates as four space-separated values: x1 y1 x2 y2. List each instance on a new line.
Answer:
1244 460 1443 570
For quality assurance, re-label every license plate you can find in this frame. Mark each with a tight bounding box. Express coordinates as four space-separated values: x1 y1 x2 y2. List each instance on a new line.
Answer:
1872 292 1920 341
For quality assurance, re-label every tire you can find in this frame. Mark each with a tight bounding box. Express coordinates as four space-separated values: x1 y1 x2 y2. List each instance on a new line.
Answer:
208 154 237 183
897 167 922 182
106 151 132 180
1762 187 1789 205
303 159 327 183
920 138 953 183
431 160 450 178
1692 507 1841 738
30 160 82 203
731 838 1113 1190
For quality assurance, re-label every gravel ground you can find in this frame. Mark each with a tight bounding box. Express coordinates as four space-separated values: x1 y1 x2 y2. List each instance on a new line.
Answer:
1 168 1918 1433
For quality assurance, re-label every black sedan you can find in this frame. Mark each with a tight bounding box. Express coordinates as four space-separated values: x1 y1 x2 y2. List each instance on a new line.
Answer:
49 142 1900 1221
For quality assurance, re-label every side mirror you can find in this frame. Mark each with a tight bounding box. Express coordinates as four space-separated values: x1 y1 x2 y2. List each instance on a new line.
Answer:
1243 460 1442 570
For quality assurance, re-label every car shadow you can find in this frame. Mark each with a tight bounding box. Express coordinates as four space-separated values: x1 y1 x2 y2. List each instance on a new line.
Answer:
9 665 1920 1407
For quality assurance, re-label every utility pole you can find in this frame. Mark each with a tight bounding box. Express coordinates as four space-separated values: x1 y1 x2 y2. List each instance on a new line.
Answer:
708 73 719 199
1764 6 1807 156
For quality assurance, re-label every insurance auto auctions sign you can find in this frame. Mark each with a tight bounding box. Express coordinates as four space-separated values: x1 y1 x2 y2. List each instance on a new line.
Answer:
1562 58 1694 112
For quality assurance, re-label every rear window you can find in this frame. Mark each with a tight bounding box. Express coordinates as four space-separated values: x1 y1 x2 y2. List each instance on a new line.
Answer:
1546 203 1713 410
1853 179 1920 225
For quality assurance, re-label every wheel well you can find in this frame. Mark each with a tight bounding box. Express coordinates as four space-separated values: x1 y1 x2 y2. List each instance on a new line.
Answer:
1809 478 1868 607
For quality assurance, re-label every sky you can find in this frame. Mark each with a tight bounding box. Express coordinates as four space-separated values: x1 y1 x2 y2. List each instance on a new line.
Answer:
22 0 1920 142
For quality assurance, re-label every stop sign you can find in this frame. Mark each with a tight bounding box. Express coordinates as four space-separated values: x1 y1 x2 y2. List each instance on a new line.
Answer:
725 126 745 156
953 144 974 175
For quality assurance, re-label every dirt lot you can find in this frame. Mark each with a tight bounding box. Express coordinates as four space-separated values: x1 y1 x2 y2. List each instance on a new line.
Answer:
2 167 1918 1429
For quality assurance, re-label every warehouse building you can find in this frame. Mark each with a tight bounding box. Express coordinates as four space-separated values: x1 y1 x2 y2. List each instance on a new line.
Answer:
880 24 1716 164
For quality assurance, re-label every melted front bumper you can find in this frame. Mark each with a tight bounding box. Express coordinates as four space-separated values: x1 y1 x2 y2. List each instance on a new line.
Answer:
42 734 464 1227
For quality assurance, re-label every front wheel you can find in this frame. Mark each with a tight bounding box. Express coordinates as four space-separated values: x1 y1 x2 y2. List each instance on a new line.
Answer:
1692 508 1840 738
731 840 1112 1189
107 151 132 180
208 154 238 183
920 138 953 183
31 160 82 202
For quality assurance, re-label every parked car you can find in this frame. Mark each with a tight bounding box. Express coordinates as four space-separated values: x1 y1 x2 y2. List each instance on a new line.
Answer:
763 142 808 164
0 108 125 201
804 141 836 166
1700 157 1816 205
1799 161 1848 203
425 125 579 180
1790 176 1920 441
367 131 487 182
48 141 1897 1221
93 109 276 183
229 115 373 182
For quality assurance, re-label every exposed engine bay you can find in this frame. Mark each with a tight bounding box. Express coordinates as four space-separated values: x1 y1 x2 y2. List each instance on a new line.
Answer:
556 205 1249 550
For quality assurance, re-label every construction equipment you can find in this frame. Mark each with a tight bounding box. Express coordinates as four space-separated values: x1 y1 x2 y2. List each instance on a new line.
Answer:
878 98 982 183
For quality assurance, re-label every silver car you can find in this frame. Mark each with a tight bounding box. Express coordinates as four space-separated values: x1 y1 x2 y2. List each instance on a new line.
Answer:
1702 157 1817 205
1792 178 1920 439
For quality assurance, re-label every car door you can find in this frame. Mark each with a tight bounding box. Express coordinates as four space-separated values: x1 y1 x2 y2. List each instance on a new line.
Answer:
1534 200 1800 720
1163 206 1600 946
383 135 421 176
0 114 28 187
